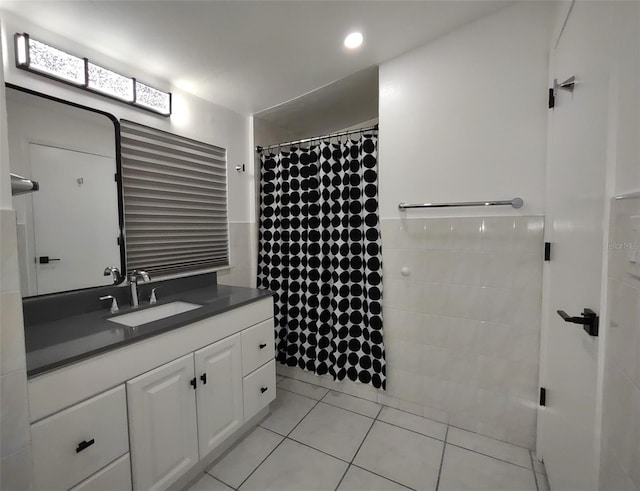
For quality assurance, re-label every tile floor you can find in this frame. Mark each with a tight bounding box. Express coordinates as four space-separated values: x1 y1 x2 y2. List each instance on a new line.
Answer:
188 377 549 491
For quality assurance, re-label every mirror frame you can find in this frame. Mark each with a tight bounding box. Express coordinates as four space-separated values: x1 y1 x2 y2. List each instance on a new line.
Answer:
6 82 127 293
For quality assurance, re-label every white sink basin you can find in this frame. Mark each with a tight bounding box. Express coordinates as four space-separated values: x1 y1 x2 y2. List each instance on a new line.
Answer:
108 301 202 327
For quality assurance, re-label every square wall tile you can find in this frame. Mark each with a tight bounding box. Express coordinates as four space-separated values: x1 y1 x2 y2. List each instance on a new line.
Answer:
1 291 26 375
1 369 30 458
1 209 20 294
0 446 33 491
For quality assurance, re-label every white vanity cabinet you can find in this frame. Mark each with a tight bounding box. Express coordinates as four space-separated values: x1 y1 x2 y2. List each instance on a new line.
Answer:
127 335 244 491
27 297 275 491
194 334 244 456
127 354 200 491
30 385 130 491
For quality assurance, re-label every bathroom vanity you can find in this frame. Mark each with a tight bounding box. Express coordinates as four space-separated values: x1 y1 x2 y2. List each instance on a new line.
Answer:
24 281 275 491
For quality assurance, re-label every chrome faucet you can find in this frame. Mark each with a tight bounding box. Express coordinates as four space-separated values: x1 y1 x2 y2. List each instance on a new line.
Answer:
99 295 119 314
103 266 123 284
128 270 150 307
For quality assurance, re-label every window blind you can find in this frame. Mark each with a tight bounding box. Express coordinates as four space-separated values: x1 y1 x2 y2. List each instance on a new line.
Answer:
120 119 229 276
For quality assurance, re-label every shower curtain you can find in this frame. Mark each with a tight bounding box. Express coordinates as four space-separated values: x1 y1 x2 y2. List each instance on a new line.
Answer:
257 132 385 390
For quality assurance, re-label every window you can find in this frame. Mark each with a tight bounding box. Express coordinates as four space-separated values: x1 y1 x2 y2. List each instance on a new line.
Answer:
120 120 229 276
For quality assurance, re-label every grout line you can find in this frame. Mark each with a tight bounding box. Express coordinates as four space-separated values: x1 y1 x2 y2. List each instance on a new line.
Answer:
275 385 328 402
349 463 417 491
233 437 287 490
530 451 540 491
277 376 534 469
446 423 535 452
288 398 323 434
211 474 237 491
285 436 351 463
319 398 380 419
334 464 351 491
375 419 446 443
435 426 449 491
279 374 380 405
232 393 324 491
444 442 533 471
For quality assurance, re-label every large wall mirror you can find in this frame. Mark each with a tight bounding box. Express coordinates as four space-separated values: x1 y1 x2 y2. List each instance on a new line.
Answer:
6 85 125 297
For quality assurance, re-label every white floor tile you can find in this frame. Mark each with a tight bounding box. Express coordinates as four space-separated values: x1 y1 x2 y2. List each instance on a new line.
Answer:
276 375 284 384
378 406 447 441
239 439 348 491
290 403 374 461
438 445 537 491
277 378 329 400
353 421 443 491
208 427 283 488
260 389 317 435
189 473 234 491
322 391 382 418
338 466 411 491
447 427 531 469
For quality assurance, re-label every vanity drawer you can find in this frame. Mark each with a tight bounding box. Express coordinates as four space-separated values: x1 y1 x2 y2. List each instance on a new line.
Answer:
243 359 276 421
241 319 275 375
70 453 132 491
31 385 129 491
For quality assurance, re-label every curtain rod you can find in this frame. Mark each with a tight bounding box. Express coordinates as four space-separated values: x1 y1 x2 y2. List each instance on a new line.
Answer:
256 124 378 153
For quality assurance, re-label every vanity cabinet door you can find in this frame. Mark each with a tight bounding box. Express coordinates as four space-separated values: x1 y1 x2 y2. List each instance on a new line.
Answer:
127 354 199 491
194 333 243 457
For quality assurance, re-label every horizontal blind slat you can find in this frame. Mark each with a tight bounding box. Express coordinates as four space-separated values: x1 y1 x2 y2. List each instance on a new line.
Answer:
121 120 228 276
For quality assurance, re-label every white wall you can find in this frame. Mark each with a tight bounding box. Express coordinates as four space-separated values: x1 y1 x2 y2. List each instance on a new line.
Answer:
599 2 640 490
0 12 254 223
378 2 554 219
0 32 33 490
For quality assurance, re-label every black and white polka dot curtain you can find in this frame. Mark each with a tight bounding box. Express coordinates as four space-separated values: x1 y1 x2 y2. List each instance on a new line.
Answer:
257 134 385 390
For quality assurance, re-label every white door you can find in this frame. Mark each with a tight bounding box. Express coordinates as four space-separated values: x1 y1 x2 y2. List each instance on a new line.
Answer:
127 354 199 491
29 143 120 294
540 2 612 490
194 334 243 457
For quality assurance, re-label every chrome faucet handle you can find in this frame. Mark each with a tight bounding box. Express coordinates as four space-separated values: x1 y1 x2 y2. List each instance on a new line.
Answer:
150 287 159 304
99 295 119 314
103 266 123 284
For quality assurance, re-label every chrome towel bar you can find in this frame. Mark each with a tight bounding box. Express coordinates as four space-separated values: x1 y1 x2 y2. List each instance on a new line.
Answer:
398 197 523 211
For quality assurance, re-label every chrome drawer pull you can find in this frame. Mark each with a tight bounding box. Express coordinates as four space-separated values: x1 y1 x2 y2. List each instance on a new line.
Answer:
260 387 268 394
259 343 267 349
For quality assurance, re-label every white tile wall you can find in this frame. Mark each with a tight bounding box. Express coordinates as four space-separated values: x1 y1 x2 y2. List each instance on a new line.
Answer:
0 209 33 489
278 215 544 449
600 195 640 491
217 221 258 288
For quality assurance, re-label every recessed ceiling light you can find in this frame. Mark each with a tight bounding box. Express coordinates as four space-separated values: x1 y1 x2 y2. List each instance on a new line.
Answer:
344 32 363 49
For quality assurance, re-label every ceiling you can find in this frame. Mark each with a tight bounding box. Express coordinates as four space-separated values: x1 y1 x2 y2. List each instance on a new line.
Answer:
255 65 379 139
1 1 510 115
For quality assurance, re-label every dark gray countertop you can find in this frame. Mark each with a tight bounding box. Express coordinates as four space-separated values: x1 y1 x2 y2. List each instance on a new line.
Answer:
25 283 274 378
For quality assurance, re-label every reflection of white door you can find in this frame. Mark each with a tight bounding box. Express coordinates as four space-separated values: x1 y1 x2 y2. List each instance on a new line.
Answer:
539 2 611 490
30 143 120 295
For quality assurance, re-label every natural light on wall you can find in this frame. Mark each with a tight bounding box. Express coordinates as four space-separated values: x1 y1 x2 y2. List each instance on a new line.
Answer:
14 33 171 115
